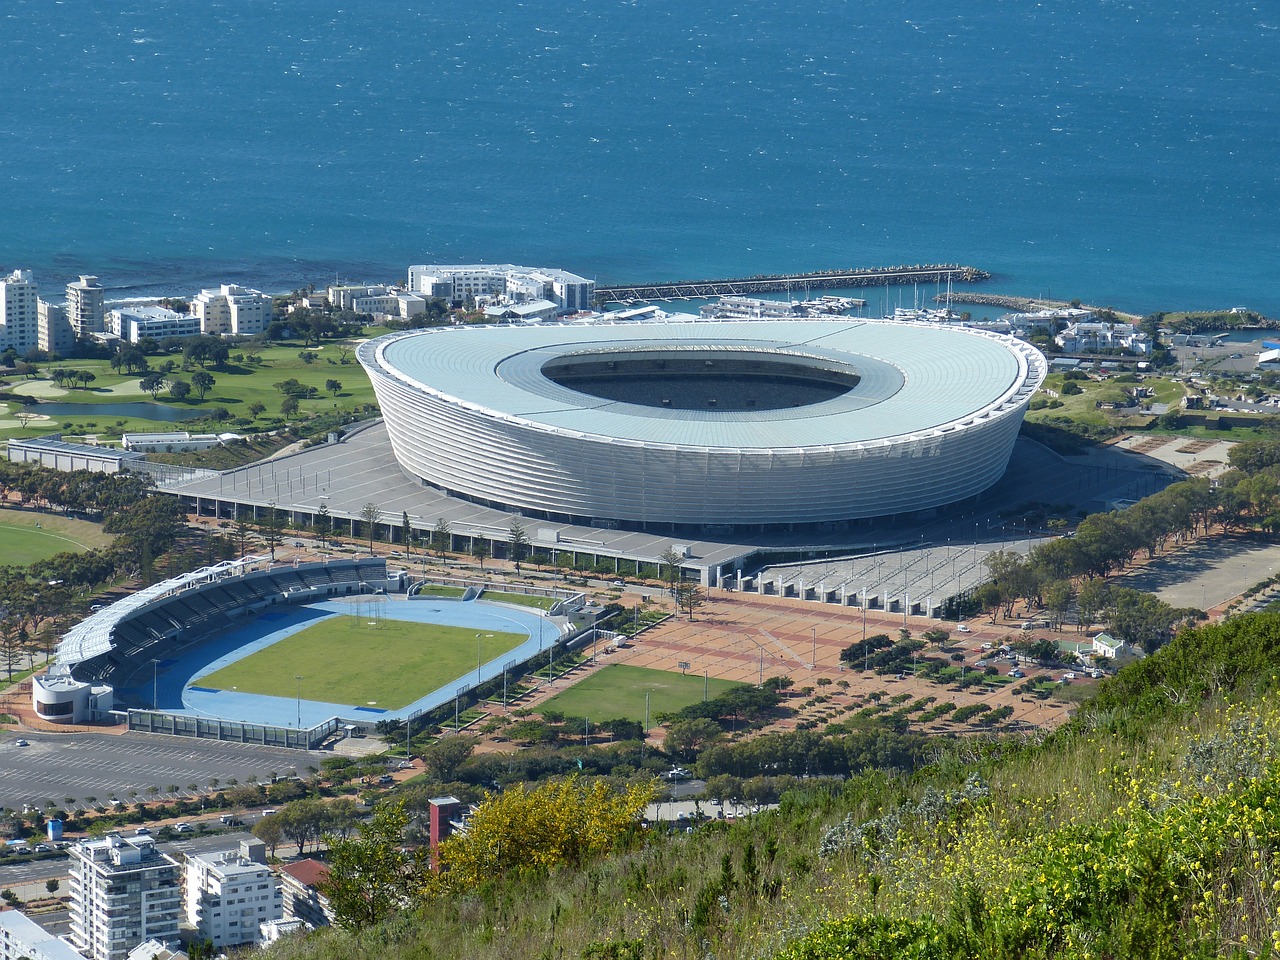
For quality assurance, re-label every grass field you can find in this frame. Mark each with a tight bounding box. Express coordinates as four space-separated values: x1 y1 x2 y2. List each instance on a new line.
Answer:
541 664 742 723
0 339 379 443
0 510 114 565
485 591 557 611
198 615 526 709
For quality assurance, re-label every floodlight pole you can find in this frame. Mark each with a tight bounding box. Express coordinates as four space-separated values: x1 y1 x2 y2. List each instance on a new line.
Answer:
295 675 302 730
151 658 160 711
476 634 483 687
811 626 816 670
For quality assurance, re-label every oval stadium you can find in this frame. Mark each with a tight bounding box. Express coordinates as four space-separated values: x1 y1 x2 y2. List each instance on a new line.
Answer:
358 320 1047 532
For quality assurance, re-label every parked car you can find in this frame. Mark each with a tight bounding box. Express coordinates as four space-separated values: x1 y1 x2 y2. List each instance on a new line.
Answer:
134 827 151 835
14 739 28 747
174 823 194 834
956 624 971 633
1009 669 1024 679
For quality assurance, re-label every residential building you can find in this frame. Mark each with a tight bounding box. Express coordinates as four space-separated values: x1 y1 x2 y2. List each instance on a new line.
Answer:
65 276 106 339
1055 321 1151 355
184 839 281 949
0 269 39 354
192 284 271 337
108 306 200 344
38 299 75 355
327 284 389 311
351 291 426 320
123 941 186 960
257 918 309 945
407 263 594 315
0 908 86 960
68 835 181 960
277 860 334 929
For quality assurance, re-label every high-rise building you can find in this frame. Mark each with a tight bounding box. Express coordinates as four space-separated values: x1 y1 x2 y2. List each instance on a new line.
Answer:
65 275 106 339
184 839 282 948
68 835 181 960
0 269 39 354
38 299 75 355
191 284 272 336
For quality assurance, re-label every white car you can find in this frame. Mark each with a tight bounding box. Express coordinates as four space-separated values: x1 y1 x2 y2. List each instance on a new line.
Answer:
174 823 194 834
1062 672 1077 681
956 624 971 633
14 739 28 747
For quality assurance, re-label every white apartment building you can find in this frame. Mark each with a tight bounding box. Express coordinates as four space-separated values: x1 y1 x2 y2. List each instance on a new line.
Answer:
191 284 272 337
0 908 85 960
407 263 594 314
0 269 39 354
68 835 181 960
38 299 75 355
108 306 201 343
184 839 282 949
351 291 426 320
66 276 106 339
327 284 388 311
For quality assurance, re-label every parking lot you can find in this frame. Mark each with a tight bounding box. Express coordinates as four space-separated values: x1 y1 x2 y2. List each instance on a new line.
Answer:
0 731 315 811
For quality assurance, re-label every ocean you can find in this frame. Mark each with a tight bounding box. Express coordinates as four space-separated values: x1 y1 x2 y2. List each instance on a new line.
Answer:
0 0 1277 315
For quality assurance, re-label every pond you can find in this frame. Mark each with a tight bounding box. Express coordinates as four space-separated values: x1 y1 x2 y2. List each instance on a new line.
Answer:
23 401 202 423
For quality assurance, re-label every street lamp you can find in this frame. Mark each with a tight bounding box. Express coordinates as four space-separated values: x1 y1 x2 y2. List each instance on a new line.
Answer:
294 675 303 730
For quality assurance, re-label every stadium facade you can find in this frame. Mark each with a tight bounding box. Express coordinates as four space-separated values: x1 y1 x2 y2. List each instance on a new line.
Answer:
358 319 1046 533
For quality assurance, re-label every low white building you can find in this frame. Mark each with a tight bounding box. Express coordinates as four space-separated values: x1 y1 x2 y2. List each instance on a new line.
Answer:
351 291 426 320
184 839 282 949
32 665 114 724
192 285 272 337
0 908 85 960
120 432 223 453
1056 321 1151 355
108 307 201 344
407 263 594 314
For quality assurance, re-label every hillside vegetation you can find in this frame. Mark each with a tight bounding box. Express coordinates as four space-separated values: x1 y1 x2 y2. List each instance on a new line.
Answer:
257 611 1280 960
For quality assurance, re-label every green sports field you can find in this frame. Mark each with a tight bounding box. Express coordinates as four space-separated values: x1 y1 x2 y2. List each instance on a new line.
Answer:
0 512 112 566
198 615 526 709
541 664 741 723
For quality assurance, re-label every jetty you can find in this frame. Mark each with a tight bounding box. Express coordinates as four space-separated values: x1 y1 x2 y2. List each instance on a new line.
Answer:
939 292 1141 323
595 264 989 304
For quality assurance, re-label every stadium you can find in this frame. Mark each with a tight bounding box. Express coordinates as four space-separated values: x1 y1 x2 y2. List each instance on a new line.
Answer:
358 319 1047 532
33 557 568 748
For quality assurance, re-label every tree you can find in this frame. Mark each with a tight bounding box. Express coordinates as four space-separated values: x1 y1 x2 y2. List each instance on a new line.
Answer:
659 547 685 595
280 395 300 420
251 814 285 858
664 718 723 761
401 511 412 553
437 776 654 889
361 502 382 553
140 372 165 398
321 801 430 931
191 370 215 400
472 539 490 569
421 736 476 782
315 502 331 549
325 378 342 397
76 370 95 390
248 400 266 419
675 582 706 621
259 505 285 561
45 878 59 894
167 378 191 401
432 517 452 562
507 519 529 574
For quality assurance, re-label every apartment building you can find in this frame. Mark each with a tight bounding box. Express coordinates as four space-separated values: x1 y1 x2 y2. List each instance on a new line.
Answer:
68 836 180 960
184 839 282 948
0 269 39 354
191 284 271 336
65 276 106 339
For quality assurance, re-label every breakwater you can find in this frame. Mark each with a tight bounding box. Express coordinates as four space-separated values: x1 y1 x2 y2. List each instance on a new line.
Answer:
939 292 1142 323
595 264 989 303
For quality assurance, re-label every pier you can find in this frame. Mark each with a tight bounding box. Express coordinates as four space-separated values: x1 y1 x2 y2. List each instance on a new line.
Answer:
595 264 989 304
938 292 1141 323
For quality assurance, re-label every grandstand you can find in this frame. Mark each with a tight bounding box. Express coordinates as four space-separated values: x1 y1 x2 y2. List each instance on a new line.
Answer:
35 557 393 723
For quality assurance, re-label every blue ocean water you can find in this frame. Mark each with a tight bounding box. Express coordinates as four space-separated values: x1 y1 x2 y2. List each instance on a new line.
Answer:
0 0 1277 314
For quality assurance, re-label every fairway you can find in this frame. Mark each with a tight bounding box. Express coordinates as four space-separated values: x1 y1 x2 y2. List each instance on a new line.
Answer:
542 664 741 723
0 511 111 566
198 615 526 710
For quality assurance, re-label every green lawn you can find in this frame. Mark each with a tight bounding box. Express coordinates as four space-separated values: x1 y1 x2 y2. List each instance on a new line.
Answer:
541 664 742 723
484 591 557 611
0 511 113 565
0 338 379 443
198 615 526 709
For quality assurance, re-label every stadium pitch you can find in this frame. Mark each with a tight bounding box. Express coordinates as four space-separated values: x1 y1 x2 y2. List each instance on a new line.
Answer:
542 664 742 723
198 614 525 710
